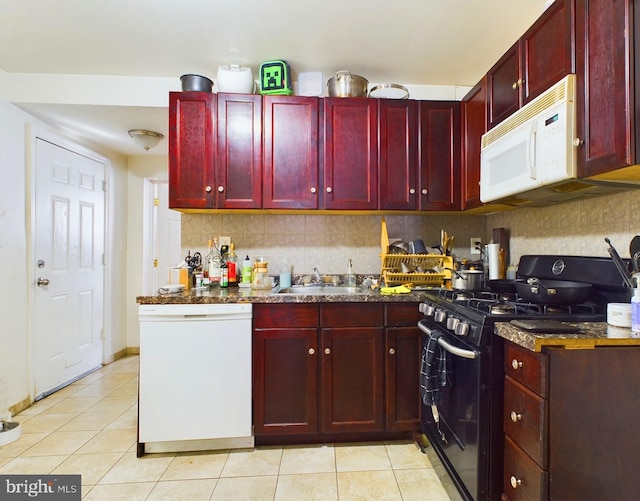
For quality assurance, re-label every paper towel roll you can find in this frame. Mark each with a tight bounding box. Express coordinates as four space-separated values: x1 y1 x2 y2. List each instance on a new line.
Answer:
487 243 501 280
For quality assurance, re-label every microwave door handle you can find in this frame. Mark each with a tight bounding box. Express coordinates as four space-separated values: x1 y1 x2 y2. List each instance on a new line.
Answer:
528 122 537 179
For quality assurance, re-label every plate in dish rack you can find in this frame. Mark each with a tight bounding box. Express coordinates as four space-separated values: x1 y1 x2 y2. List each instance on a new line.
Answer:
158 284 185 294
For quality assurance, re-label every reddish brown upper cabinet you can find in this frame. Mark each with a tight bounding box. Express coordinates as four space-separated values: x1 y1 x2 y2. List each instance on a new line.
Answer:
323 98 379 210
575 0 634 178
169 92 216 209
461 78 487 210
487 0 575 129
215 93 262 208
419 101 461 211
378 99 419 210
263 96 320 209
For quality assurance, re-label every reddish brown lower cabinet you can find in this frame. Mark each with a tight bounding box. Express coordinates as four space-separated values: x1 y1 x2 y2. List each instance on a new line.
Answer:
169 92 216 209
501 339 640 500
253 302 422 441
385 303 423 431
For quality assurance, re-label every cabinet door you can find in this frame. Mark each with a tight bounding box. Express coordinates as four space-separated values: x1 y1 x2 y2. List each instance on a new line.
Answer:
419 101 461 211
576 0 633 177
323 98 378 210
253 328 318 435
521 0 574 105
168 92 216 209
215 93 262 208
385 303 423 431
461 78 487 210
263 96 320 208
379 99 419 210
321 327 384 433
487 42 520 129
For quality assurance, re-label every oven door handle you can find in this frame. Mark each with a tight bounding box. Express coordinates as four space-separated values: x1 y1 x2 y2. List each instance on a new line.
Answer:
418 322 479 360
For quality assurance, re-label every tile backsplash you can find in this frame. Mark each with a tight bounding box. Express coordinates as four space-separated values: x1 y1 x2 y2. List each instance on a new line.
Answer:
181 214 486 276
180 189 640 276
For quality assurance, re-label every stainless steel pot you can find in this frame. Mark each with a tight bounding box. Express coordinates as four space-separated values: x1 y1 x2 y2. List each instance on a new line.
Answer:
180 74 214 92
327 71 369 97
450 269 484 291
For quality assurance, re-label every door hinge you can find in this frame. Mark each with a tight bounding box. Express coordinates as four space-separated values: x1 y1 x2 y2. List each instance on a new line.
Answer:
154 197 160 206
102 180 107 192
153 258 158 268
102 254 105 265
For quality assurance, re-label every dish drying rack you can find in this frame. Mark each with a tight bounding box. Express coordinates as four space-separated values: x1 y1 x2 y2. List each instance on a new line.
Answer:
380 218 452 287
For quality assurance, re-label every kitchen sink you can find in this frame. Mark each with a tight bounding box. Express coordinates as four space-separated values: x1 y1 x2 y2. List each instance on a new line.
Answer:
274 285 373 295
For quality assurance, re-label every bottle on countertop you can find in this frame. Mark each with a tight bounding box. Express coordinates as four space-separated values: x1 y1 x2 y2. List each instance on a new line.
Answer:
228 243 238 285
208 237 221 287
632 274 640 335
242 255 252 284
220 259 229 288
345 258 356 286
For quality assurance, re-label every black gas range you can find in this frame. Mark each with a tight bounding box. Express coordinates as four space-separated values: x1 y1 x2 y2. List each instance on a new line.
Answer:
417 255 630 501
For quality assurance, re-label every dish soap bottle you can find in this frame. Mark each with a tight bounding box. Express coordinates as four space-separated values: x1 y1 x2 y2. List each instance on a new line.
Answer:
345 258 356 286
632 274 640 335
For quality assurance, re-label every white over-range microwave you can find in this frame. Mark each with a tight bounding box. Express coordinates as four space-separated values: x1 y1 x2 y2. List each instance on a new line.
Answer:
480 74 577 203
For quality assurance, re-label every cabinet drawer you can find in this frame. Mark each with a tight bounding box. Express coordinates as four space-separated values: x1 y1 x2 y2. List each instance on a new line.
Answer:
253 303 319 328
504 341 548 397
321 303 384 327
385 303 421 326
504 376 547 467
503 435 548 501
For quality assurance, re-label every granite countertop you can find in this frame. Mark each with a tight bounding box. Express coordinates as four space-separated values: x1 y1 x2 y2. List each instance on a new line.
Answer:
495 321 640 352
136 286 434 305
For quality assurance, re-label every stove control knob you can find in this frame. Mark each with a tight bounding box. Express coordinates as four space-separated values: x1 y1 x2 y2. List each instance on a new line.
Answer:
434 309 447 324
419 303 435 316
446 317 459 330
455 322 470 337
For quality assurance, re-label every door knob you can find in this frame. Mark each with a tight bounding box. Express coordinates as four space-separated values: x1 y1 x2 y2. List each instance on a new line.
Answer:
36 277 50 287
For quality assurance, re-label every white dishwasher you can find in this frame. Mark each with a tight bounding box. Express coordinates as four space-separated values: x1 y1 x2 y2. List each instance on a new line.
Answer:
137 303 253 455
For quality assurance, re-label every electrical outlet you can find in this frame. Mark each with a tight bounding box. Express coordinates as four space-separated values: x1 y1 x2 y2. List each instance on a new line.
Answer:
470 238 481 255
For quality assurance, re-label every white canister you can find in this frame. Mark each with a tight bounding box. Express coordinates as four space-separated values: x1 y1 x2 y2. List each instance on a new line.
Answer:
607 302 632 327
216 65 255 93
487 243 501 280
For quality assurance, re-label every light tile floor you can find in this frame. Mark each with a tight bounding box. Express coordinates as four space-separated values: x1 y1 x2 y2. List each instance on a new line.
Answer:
0 356 452 500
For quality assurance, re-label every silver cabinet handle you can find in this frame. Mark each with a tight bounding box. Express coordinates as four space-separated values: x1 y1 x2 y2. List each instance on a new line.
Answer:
511 359 523 370
205 185 212 193
308 348 315 355
510 475 522 489
510 411 522 422
326 187 332 193
421 188 428 195
310 187 317 194
217 186 224 193
324 347 331 355
389 348 396 355
36 277 50 287
409 188 416 195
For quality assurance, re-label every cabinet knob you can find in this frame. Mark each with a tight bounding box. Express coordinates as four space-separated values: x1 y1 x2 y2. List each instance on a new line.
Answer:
512 81 518 90
326 187 332 193
573 137 584 147
205 185 212 193
310 187 317 194
511 359 523 370
308 348 315 355
510 475 522 489
510 411 522 423
324 347 331 355
409 188 416 195
389 348 396 355
421 188 428 195
217 185 224 193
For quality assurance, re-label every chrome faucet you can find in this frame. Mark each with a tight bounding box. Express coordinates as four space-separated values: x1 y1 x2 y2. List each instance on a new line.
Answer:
312 267 322 284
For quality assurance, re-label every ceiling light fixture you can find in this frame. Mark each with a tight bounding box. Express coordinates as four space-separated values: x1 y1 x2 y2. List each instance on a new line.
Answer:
128 129 164 151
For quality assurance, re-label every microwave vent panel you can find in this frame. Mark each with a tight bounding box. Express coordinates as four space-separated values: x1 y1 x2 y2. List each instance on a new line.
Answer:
482 74 575 148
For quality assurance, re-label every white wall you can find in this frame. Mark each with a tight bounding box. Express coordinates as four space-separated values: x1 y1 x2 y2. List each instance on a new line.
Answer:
0 95 130 414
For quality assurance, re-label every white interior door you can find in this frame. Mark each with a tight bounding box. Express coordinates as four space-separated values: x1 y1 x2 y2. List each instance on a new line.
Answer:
33 138 105 398
142 180 181 295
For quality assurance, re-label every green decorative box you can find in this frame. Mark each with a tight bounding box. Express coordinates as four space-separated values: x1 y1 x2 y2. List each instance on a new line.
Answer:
259 60 294 95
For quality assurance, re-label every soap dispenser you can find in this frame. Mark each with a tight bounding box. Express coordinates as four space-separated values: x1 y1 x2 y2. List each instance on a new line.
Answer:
345 258 356 287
